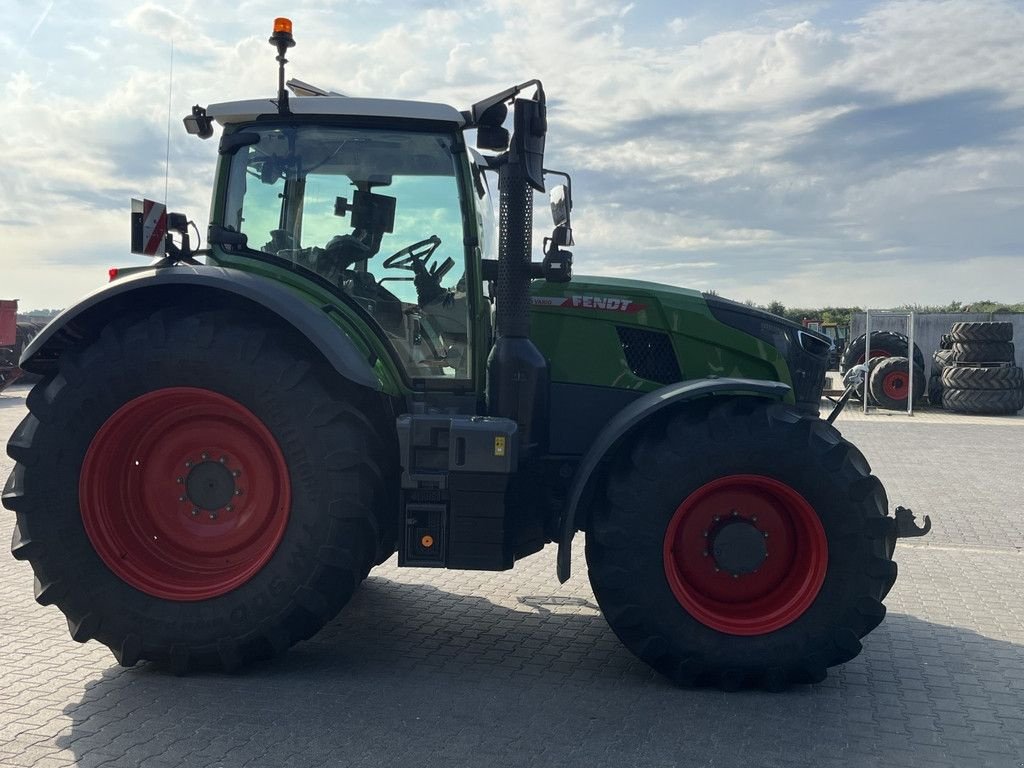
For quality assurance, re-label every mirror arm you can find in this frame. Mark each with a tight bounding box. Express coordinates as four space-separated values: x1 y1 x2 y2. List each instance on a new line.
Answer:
465 80 544 127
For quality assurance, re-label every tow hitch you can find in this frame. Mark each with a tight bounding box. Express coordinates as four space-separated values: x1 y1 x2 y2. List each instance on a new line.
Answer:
893 506 931 539
826 363 869 424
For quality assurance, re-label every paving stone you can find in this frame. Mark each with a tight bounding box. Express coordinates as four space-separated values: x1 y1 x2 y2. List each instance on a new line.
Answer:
1 387 1023 768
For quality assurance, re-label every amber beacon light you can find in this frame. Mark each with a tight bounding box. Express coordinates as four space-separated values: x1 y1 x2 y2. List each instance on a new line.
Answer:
269 18 296 114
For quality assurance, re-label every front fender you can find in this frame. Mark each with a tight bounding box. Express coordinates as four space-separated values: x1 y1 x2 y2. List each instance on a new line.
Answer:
556 377 791 582
21 265 381 391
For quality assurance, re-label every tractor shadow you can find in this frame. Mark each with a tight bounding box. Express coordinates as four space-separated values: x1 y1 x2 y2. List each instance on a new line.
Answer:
56 577 1024 768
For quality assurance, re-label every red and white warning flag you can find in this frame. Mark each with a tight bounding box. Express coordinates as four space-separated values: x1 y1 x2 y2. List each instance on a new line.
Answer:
130 198 168 256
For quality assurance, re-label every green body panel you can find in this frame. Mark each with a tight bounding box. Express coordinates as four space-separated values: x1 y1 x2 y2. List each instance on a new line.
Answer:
202 123 792 405
529 276 794 399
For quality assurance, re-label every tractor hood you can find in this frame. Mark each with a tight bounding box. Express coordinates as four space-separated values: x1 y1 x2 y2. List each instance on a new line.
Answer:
528 275 830 412
529 275 704 318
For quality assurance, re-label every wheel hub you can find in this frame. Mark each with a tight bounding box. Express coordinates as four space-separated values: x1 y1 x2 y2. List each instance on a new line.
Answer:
79 387 291 601
663 474 829 636
882 371 907 399
185 459 236 511
710 519 767 575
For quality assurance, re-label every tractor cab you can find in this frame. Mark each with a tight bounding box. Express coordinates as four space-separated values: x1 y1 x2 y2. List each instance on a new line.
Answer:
207 107 477 380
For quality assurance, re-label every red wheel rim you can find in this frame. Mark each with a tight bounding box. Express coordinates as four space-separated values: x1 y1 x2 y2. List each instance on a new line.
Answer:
80 387 291 601
662 475 828 636
855 350 891 365
882 370 907 400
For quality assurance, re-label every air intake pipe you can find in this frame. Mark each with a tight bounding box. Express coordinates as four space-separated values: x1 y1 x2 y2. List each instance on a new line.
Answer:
486 95 549 455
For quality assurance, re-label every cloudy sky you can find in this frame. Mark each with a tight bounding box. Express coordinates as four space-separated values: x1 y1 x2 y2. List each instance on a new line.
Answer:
2 0 1022 310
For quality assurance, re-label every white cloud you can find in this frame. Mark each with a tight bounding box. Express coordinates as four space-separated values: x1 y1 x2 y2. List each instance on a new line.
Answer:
1 0 1022 311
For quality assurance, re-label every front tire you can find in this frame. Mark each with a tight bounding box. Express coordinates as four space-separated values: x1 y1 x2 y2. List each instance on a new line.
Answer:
3 309 392 672
585 399 896 691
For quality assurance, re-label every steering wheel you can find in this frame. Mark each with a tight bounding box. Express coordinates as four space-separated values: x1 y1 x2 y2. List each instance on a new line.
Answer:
382 235 442 273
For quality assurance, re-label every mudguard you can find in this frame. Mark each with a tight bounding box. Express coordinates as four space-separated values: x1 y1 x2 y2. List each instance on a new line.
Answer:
556 377 791 582
20 265 381 391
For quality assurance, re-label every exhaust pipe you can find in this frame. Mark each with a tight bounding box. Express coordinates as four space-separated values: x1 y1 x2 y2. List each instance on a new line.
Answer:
486 98 549 455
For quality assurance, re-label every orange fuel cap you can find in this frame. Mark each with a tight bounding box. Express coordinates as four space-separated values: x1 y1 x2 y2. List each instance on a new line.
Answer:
421 535 434 548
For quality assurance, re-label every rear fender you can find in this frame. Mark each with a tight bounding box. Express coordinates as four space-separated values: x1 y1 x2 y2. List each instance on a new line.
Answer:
556 377 791 582
20 265 381 391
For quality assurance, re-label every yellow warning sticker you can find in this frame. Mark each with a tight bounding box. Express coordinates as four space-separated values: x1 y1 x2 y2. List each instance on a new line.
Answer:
494 436 506 457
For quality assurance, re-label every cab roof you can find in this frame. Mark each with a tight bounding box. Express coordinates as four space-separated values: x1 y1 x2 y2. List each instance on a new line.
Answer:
206 97 466 127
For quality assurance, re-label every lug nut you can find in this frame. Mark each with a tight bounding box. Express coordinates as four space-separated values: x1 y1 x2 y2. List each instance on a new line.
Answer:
201 453 209 460
191 508 199 517
176 477 184 484
178 495 187 503
232 470 241 477
702 550 709 557
209 511 218 520
713 516 721 523
225 505 233 512
731 510 738 517
763 531 769 538
234 489 243 496
184 461 192 468
219 456 227 464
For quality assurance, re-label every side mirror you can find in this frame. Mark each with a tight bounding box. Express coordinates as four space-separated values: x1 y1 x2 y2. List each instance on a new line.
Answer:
512 96 546 192
549 183 571 228
477 101 510 151
183 105 214 140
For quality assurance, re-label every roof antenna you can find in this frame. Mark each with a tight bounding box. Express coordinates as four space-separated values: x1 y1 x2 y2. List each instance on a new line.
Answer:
163 39 174 206
269 18 295 114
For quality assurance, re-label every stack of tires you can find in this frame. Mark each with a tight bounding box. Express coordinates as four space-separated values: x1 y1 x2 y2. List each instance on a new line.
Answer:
839 330 925 410
938 322 1023 415
928 335 954 405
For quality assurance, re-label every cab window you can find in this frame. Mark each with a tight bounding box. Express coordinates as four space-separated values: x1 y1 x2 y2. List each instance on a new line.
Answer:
223 126 470 380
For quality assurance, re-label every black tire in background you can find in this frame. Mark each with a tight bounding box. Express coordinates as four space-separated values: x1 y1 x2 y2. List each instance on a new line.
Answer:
927 373 943 407
943 387 1024 415
850 356 884 402
949 321 1013 343
938 333 953 350
932 349 954 375
585 398 896 691
951 341 1015 364
839 330 924 375
941 365 1024 391
868 357 925 410
3 308 394 672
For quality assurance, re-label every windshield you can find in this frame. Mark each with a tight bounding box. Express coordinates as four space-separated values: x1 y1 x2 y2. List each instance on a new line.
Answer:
222 125 471 379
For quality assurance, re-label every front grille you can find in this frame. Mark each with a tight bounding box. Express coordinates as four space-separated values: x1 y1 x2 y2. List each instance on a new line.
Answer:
788 348 829 409
617 327 682 385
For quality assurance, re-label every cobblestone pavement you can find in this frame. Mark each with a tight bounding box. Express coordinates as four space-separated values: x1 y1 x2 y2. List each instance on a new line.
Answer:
1 383 1022 768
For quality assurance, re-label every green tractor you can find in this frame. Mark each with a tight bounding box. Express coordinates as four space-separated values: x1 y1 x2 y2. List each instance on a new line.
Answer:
3 20 928 689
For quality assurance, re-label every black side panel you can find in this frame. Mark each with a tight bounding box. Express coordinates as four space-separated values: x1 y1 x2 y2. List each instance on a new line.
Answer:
548 382 644 456
555 377 791 583
19 266 380 390
615 326 682 385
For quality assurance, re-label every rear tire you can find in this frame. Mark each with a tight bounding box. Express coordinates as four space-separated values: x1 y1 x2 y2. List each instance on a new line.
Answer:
940 365 1023 391
951 341 1015 364
943 387 1024 415
949 321 1013 343
3 309 392 672
932 348 954 375
839 330 924 375
867 357 925 410
585 399 896 691
927 373 943 407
